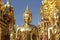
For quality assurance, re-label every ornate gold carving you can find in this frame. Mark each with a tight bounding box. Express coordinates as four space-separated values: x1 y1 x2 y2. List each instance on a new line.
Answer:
39 0 60 40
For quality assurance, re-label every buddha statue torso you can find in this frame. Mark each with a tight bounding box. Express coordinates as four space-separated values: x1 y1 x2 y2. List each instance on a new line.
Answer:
16 24 37 40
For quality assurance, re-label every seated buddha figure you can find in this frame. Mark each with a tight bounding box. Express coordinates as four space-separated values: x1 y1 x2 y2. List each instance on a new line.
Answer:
16 6 38 40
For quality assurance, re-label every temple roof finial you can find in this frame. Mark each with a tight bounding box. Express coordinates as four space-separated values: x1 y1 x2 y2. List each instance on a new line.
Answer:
24 5 32 15
6 0 11 7
26 5 29 11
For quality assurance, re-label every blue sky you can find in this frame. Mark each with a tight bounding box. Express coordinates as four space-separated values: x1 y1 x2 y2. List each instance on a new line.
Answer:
3 0 42 26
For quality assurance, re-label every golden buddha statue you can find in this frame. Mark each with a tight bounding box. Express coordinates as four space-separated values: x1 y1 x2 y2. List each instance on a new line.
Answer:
16 6 38 40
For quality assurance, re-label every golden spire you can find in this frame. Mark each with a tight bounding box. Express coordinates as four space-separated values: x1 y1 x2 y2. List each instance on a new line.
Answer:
6 0 11 7
24 5 31 14
23 5 32 24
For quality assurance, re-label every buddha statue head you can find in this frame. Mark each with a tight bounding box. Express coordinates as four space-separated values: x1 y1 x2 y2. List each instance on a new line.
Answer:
23 5 32 24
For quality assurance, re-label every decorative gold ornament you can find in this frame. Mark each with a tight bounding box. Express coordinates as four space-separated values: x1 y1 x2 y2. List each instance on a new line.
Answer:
39 0 60 40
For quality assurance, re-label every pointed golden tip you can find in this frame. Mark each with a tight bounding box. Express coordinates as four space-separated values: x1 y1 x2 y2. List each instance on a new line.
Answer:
26 5 30 11
23 5 32 16
24 5 32 14
7 0 10 4
6 0 10 7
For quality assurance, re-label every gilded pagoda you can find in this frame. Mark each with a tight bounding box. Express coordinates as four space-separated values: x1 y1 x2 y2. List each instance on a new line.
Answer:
0 0 15 40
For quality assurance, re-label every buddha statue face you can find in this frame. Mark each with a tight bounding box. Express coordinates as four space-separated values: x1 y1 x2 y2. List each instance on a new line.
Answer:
23 13 32 24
